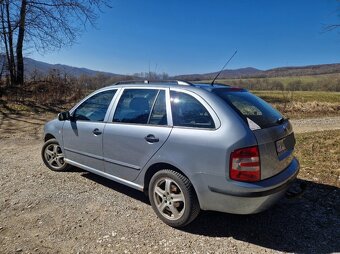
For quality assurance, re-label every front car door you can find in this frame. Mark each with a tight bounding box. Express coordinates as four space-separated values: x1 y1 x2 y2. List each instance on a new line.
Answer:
62 89 117 171
103 88 172 181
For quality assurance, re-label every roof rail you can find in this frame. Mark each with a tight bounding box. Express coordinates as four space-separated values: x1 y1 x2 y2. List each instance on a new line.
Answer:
114 80 194 86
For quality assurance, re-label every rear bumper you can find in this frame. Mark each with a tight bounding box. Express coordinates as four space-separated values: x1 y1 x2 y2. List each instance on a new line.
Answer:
192 158 299 214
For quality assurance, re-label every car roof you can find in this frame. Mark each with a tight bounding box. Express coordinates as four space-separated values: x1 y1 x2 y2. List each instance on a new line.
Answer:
193 83 247 92
102 80 247 92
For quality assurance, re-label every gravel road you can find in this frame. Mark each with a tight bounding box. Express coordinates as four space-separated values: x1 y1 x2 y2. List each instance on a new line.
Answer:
291 116 340 133
0 113 339 253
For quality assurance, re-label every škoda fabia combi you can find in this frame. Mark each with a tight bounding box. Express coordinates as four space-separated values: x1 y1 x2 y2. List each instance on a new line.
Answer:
42 80 299 227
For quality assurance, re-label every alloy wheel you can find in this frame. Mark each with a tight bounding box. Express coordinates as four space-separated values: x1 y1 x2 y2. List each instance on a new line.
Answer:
153 177 185 220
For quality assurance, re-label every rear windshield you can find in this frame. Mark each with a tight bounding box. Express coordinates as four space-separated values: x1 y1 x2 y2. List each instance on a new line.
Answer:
213 89 283 128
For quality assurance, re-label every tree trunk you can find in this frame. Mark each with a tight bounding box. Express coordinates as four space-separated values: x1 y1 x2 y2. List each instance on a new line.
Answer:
16 0 27 86
5 0 16 85
1 2 15 86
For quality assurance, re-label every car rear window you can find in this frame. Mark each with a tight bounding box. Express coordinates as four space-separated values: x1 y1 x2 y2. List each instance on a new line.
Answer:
213 88 283 129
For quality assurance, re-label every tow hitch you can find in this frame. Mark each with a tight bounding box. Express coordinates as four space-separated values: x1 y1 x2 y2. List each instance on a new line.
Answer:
285 181 307 199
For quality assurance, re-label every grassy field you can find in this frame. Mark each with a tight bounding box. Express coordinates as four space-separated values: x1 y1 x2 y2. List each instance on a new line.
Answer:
215 73 340 86
253 90 340 103
295 129 340 187
208 73 340 92
253 91 340 119
197 75 340 118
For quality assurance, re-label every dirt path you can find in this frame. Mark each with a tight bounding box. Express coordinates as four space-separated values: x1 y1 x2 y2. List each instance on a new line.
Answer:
0 112 340 253
290 116 340 133
1 137 339 253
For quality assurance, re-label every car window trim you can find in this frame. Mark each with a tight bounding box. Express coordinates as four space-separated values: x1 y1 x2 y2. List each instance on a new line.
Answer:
147 90 161 124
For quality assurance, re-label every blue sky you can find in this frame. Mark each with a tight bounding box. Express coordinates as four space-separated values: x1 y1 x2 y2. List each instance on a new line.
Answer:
30 0 340 75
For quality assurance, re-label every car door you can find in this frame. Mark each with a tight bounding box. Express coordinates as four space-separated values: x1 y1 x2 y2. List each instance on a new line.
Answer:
103 88 172 181
62 89 117 171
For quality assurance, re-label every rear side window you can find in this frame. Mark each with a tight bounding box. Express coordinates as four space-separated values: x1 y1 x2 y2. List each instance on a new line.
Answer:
73 90 116 122
213 89 282 128
113 89 167 125
170 91 215 129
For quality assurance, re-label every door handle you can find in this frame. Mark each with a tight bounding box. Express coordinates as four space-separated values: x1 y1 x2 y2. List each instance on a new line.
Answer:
144 134 159 143
92 128 102 135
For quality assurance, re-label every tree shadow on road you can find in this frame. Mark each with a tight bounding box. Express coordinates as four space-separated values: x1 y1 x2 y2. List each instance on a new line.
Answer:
0 99 55 140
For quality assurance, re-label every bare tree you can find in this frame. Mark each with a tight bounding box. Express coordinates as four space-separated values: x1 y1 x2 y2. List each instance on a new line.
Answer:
0 0 109 86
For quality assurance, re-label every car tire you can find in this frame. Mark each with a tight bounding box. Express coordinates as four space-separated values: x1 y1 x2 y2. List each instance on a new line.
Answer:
42 138 71 172
149 169 200 228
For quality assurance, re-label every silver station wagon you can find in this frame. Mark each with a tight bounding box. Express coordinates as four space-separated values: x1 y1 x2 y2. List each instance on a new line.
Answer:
42 80 299 227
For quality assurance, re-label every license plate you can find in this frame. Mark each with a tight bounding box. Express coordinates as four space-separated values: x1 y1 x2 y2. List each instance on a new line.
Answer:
276 138 287 154
275 133 295 155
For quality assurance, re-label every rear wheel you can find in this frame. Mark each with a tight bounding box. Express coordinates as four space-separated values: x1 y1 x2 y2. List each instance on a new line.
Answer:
149 169 200 227
42 138 71 171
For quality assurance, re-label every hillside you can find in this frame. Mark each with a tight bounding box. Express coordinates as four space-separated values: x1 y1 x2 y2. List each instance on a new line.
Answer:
3 55 340 80
19 57 123 78
259 63 340 78
174 63 340 80
174 67 262 80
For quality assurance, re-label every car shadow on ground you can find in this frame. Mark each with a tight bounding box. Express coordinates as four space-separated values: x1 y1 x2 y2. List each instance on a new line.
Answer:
183 179 340 254
81 172 149 204
80 173 340 253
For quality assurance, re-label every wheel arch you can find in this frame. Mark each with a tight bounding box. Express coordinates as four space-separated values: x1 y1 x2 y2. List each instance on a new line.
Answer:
44 133 56 142
143 163 201 207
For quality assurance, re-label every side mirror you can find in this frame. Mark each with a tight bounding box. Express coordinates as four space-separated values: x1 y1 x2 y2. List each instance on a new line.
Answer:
58 111 71 121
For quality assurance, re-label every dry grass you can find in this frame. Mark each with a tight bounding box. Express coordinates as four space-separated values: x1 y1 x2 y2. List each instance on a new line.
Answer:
253 90 340 103
252 91 340 118
295 130 340 187
274 101 340 118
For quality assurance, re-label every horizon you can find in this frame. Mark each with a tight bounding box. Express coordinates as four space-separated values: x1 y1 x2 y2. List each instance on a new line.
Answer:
26 56 340 76
29 0 340 76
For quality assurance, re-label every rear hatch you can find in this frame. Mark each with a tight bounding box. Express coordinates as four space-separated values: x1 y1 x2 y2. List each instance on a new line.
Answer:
213 88 296 180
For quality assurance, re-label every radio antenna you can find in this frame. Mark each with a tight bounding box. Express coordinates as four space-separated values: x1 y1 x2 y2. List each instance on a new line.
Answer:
211 50 238 86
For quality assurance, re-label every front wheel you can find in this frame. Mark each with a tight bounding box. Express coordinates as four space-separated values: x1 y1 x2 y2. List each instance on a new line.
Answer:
42 138 71 171
148 169 200 227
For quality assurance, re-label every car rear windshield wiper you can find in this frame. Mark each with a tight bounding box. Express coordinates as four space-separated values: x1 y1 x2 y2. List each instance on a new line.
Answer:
276 117 289 124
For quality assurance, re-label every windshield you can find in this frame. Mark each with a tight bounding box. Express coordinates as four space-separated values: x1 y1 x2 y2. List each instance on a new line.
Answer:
213 88 283 129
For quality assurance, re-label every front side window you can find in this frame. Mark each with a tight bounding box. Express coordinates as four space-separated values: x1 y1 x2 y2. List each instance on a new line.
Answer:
113 89 164 124
73 90 116 121
170 91 215 129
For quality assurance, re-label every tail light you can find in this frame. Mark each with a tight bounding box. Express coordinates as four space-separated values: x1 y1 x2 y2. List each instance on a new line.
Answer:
230 146 260 182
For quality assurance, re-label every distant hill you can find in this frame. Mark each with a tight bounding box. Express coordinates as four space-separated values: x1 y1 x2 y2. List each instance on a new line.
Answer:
22 57 123 78
174 63 340 81
174 67 262 80
2 55 340 80
259 63 340 78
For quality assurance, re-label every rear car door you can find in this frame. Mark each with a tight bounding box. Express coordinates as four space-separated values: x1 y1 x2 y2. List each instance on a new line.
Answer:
103 88 172 181
62 89 117 171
